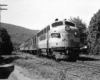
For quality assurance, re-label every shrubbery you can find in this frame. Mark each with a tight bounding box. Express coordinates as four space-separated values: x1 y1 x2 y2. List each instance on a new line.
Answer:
0 27 13 55
87 9 100 55
69 17 87 47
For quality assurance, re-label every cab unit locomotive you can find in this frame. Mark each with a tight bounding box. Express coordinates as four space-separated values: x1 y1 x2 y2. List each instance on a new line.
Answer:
20 19 80 60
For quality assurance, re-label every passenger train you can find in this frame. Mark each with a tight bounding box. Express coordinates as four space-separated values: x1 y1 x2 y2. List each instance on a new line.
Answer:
20 19 80 61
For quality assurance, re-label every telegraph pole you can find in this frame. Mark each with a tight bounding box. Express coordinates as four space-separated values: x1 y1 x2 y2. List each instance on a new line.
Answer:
0 4 7 27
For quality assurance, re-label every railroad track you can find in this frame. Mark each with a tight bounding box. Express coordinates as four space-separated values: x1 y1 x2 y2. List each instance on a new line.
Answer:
40 56 100 74
16 52 100 74
56 60 100 74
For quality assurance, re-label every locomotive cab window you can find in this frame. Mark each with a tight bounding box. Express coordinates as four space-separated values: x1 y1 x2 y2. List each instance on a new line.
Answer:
51 33 61 38
65 21 75 27
52 21 63 27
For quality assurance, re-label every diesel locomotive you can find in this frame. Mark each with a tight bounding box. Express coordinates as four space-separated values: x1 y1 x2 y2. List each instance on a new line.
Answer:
20 19 80 61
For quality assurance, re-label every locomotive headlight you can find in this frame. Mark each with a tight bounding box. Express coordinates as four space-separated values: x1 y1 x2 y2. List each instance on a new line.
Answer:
65 25 71 31
74 32 79 37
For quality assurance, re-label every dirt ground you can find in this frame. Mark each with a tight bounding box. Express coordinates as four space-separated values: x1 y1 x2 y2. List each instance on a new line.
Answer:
11 52 100 80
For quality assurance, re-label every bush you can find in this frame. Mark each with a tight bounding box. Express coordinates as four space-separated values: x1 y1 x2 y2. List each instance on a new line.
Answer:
0 27 13 56
69 17 87 47
87 9 100 55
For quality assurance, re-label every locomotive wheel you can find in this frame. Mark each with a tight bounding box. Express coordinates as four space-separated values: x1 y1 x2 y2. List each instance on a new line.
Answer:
46 49 51 58
37 49 42 57
33 50 37 55
49 50 54 59
64 55 70 61
54 52 61 61
64 50 70 60
30 50 33 54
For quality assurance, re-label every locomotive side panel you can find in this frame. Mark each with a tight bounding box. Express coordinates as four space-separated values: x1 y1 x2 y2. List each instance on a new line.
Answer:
37 25 50 49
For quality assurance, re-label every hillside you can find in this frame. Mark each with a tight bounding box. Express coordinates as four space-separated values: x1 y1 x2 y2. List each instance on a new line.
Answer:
0 22 39 50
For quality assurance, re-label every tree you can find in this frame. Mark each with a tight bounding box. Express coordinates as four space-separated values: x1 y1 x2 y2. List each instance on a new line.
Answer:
69 17 86 33
69 17 87 47
0 27 13 56
87 9 100 55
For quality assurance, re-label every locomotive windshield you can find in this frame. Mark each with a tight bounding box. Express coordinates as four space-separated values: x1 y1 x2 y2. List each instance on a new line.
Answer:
65 21 75 27
51 33 61 38
52 21 63 27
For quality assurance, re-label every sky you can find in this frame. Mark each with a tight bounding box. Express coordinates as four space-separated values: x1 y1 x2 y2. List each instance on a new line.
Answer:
0 0 100 30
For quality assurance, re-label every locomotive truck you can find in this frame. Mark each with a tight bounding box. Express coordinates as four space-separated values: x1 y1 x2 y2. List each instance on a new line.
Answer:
20 19 80 61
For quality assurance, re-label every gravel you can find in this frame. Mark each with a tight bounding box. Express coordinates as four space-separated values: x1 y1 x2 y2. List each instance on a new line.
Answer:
12 52 100 80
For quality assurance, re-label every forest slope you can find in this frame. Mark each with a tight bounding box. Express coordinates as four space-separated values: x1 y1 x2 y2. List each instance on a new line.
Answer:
0 22 39 50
